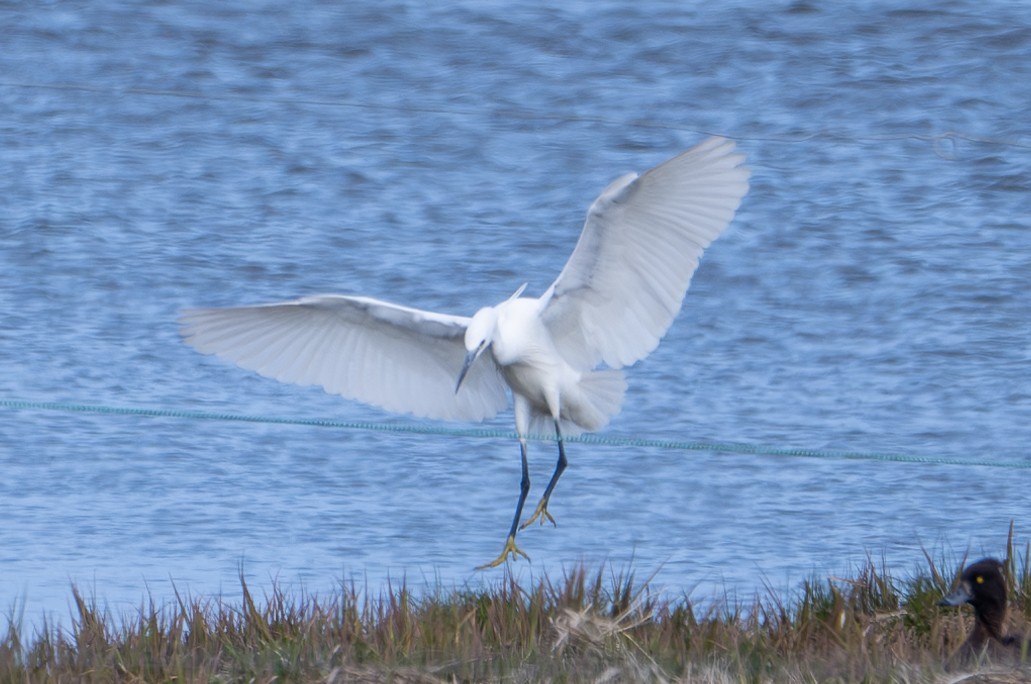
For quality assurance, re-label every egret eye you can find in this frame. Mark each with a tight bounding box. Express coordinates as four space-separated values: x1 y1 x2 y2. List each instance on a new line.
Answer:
976 575 984 584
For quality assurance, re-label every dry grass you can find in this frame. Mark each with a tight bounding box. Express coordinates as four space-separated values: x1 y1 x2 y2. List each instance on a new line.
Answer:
3 531 1030 683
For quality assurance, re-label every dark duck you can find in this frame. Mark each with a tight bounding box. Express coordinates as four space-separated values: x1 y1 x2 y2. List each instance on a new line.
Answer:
939 558 1029 664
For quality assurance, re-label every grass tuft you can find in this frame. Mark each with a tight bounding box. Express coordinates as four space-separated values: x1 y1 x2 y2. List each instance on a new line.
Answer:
3 532 1031 682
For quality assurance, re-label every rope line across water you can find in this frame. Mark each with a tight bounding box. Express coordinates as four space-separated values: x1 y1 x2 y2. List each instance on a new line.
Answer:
3 398 1028 470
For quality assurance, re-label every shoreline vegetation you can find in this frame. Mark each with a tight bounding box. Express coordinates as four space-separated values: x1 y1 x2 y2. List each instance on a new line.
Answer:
3 534 1029 683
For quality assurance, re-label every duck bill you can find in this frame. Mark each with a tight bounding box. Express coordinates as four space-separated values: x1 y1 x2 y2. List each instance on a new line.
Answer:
938 583 973 607
455 349 478 394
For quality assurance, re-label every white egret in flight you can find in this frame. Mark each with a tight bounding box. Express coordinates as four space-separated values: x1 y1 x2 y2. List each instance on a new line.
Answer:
179 137 749 568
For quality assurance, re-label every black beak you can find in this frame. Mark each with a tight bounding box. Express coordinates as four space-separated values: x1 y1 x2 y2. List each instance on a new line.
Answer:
455 349 478 394
938 583 973 607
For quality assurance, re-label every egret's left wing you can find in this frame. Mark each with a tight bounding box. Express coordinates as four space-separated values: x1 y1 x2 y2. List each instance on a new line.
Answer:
179 295 509 422
541 137 749 370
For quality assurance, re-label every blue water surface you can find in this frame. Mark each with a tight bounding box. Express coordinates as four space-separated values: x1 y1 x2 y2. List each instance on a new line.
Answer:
1 0 1029 626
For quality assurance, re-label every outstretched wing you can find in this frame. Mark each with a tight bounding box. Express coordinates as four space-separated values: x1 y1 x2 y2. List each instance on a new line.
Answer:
179 295 509 422
541 137 749 370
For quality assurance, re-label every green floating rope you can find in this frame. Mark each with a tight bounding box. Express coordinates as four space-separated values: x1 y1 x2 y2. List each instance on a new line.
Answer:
2 398 1028 470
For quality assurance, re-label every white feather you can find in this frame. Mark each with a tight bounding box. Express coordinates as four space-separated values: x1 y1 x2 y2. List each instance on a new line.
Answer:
180 137 749 565
541 137 750 370
180 295 509 422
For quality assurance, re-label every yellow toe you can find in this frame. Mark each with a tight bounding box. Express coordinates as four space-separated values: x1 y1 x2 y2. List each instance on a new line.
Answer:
476 535 530 569
519 498 556 530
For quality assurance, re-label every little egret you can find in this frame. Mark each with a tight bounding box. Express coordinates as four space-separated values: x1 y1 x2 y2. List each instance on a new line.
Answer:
179 136 749 568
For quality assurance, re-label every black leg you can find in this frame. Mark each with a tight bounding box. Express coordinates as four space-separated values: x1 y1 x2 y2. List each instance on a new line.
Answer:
478 440 532 569
538 420 567 505
519 420 567 529
507 440 531 539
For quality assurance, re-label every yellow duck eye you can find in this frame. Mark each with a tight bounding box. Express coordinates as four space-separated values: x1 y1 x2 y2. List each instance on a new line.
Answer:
976 575 984 584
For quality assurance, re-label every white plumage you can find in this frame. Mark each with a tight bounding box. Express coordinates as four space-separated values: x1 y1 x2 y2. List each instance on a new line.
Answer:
180 136 750 567
181 296 508 422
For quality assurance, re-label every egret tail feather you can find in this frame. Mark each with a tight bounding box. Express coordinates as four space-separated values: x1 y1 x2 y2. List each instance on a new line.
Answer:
530 368 627 437
577 368 627 432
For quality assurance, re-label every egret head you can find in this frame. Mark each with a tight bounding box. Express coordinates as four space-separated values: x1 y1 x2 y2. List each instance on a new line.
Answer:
456 306 497 393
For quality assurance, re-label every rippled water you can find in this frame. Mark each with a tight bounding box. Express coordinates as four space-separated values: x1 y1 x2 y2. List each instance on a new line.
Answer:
2 0 1030 625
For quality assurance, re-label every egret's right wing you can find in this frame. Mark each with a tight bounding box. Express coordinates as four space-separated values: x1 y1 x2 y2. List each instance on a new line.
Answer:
541 137 749 370
179 295 509 422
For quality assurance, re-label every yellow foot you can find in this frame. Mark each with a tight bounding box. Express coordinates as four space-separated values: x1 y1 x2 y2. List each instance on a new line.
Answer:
519 498 556 530
476 535 530 569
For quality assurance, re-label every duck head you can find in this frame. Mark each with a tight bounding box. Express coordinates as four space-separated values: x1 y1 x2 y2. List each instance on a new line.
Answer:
939 557 1009 643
